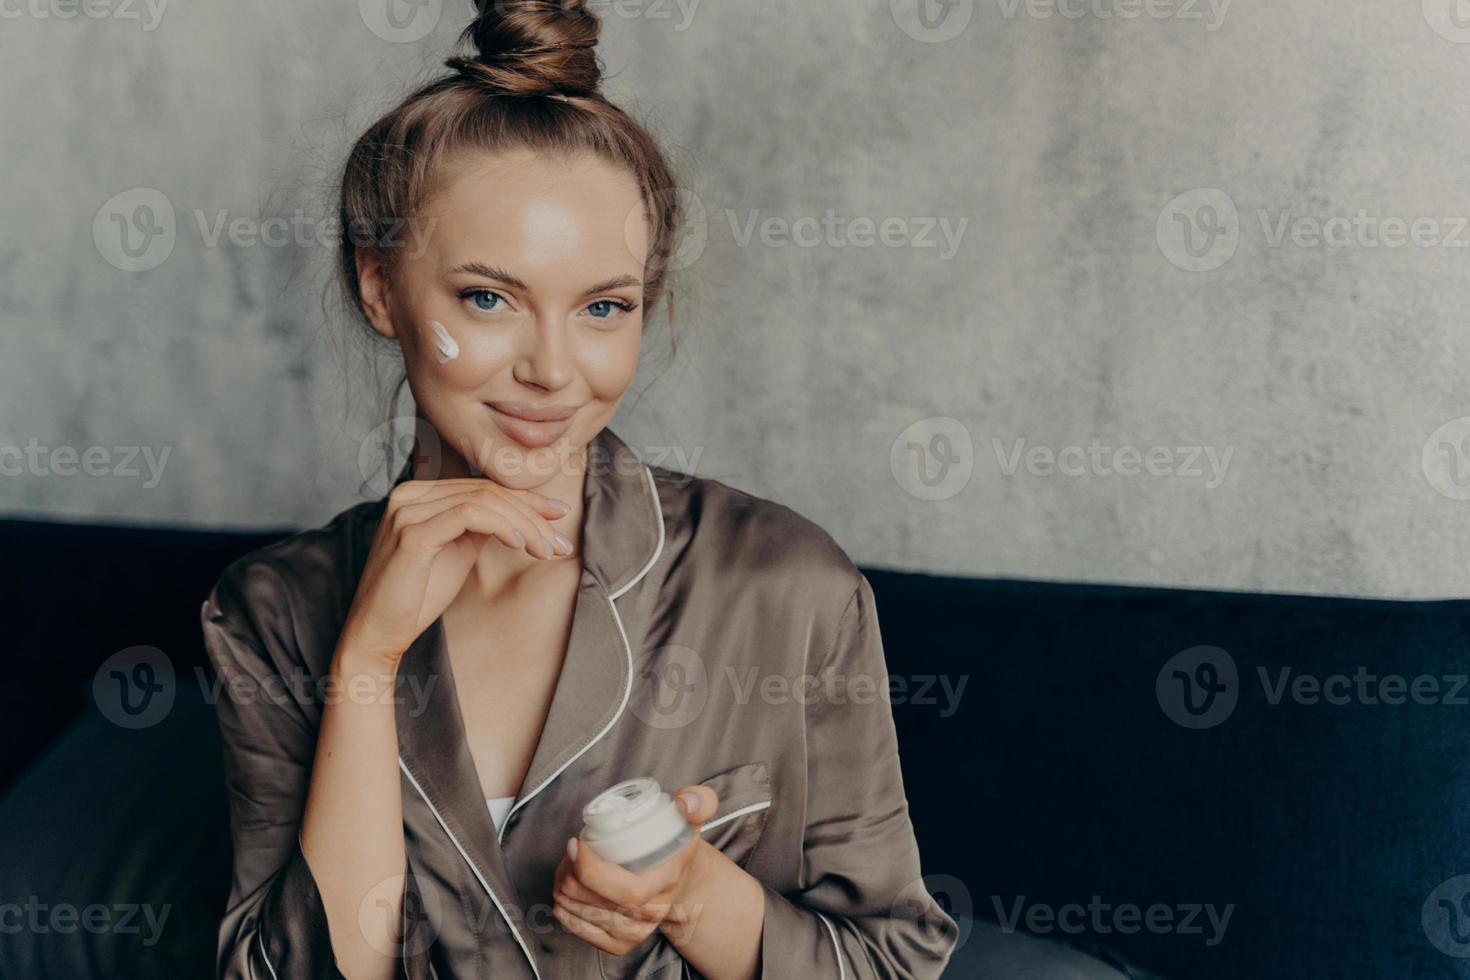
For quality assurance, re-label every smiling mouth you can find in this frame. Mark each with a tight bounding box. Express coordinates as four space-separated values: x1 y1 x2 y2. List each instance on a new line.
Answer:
484 403 578 448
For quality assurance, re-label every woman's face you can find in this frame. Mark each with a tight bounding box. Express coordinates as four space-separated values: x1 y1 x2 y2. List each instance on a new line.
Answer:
359 147 650 491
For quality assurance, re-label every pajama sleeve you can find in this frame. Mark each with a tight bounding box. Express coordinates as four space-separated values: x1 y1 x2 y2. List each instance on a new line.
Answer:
756 572 960 978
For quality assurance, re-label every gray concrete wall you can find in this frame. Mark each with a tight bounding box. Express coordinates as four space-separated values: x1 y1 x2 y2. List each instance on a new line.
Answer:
4 0 1470 598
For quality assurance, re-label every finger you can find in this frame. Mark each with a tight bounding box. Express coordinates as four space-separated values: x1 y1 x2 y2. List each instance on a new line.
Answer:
552 902 629 955
568 836 686 909
473 488 568 558
558 892 658 936
395 501 532 561
389 477 570 520
392 491 539 555
671 785 719 825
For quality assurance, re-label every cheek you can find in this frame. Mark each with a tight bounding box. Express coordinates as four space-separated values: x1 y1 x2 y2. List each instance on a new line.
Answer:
421 321 514 388
577 329 642 398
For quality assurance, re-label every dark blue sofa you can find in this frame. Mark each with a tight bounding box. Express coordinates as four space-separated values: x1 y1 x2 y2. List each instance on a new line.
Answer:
2 516 1467 979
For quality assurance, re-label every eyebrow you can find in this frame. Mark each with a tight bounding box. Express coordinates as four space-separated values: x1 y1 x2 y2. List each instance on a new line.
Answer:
448 262 642 297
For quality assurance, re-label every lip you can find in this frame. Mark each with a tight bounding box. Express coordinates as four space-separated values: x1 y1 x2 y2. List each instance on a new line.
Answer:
485 402 578 449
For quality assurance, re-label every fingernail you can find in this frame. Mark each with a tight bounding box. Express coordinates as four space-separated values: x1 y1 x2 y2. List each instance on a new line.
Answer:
547 497 570 515
553 532 574 554
678 791 700 815
540 535 554 557
566 837 579 862
512 529 527 548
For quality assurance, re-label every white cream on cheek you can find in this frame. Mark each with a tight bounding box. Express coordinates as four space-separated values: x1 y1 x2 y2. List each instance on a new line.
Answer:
429 320 460 364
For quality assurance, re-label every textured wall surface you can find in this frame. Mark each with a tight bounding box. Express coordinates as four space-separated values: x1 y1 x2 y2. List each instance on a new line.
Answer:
4 0 1470 598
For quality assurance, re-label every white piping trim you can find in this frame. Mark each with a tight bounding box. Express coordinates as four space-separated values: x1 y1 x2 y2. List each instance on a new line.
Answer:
815 911 848 980
398 759 541 980
255 930 280 980
699 799 771 833
497 464 665 845
609 465 666 601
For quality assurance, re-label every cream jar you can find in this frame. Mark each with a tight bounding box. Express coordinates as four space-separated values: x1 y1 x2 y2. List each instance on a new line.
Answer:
579 777 694 873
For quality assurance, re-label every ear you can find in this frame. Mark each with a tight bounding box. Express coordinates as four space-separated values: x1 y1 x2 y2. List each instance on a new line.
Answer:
356 250 397 341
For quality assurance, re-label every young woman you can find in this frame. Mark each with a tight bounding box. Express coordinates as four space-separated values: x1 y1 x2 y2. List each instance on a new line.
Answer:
200 2 958 977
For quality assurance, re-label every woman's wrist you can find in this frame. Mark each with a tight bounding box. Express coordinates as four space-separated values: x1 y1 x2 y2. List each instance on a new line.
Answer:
658 840 764 979
660 839 761 933
331 628 404 679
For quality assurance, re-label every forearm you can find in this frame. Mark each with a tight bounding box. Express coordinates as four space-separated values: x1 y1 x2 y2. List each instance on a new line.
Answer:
299 645 407 980
659 841 764 980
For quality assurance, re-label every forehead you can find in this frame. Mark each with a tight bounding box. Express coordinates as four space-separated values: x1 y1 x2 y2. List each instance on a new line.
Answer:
420 148 648 276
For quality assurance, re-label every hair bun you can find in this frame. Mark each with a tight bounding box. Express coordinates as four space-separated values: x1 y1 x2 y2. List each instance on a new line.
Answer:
450 0 602 97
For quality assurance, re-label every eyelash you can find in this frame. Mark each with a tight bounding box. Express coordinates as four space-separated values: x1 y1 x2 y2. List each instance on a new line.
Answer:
457 288 639 320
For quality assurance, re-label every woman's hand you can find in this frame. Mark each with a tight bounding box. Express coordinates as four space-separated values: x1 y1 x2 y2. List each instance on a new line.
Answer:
336 477 573 670
551 785 720 955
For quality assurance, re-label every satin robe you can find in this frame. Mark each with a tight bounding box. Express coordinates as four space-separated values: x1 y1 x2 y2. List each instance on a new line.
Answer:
201 425 959 979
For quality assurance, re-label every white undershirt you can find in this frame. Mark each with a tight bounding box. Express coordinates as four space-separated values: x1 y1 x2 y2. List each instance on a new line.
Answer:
485 795 515 833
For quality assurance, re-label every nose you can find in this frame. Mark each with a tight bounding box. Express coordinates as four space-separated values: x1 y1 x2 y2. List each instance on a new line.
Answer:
512 313 574 392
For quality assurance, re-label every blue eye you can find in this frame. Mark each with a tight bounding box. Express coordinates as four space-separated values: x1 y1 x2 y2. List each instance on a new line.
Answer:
586 299 636 319
463 289 503 312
